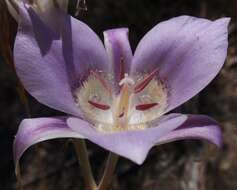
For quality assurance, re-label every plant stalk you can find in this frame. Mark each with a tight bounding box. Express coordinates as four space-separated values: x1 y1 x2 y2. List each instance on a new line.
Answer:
98 153 119 190
73 139 97 190
15 163 23 190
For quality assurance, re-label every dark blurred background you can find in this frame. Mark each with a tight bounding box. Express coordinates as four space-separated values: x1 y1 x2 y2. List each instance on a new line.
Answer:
1 0 237 189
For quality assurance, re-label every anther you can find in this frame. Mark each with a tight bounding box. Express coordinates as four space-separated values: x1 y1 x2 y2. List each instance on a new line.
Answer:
134 68 159 93
135 103 158 111
88 100 110 110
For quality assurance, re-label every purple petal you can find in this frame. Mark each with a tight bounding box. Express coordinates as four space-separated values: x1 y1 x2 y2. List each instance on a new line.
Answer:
156 114 222 147
103 28 133 88
14 5 109 116
67 114 187 164
132 16 230 113
14 117 84 164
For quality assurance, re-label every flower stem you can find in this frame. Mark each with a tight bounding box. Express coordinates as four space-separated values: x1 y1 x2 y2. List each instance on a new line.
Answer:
73 139 97 190
98 153 119 190
15 163 23 190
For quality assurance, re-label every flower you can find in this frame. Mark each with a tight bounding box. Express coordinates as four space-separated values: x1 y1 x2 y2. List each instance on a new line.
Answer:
5 0 82 30
13 4 229 165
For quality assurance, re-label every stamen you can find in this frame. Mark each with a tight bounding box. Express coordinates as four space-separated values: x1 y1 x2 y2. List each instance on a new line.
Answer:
136 103 158 111
90 70 112 94
88 100 110 110
134 68 159 94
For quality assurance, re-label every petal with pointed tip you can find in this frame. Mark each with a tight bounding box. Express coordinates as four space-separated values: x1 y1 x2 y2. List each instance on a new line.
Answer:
67 114 187 164
156 114 222 147
14 5 109 116
132 16 230 113
13 117 84 164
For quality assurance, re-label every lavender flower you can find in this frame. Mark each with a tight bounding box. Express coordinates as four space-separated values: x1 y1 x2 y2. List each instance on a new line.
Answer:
13 4 229 165
5 0 81 25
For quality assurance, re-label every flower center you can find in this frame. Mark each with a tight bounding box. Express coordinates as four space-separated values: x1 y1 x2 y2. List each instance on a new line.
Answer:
74 69 167 132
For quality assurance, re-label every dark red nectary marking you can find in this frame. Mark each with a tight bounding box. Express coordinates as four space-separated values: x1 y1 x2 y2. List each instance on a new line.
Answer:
119 57 125 81
88 100 110 110
135 103 158 111
134 68 159 94
90 70 112 94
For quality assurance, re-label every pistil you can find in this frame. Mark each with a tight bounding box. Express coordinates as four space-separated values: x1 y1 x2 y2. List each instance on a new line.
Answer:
114 74 134 128
76 69 167 132
117 85 130 118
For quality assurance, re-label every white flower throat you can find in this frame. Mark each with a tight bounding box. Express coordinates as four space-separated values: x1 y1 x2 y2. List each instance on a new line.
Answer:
75 69 167 132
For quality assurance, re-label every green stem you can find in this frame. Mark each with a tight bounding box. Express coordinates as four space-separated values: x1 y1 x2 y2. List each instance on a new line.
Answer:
98 153 119 190
73 139 97 190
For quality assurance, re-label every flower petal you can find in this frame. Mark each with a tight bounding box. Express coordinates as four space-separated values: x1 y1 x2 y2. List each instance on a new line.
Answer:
156 114 222 147
13 117 84 164
6 0 69 25
103 28 133 88
67 114 187 164
14 5 109 116
132 16 230 113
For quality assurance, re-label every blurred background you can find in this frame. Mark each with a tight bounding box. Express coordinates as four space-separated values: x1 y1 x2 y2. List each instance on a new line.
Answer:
0 0 237 189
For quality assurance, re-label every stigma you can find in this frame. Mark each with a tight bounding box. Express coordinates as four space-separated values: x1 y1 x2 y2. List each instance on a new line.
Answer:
74 70 167 132
119 73 135 86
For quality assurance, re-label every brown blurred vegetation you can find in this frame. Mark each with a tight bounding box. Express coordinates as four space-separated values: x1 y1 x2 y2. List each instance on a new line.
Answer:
0 0 237 189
